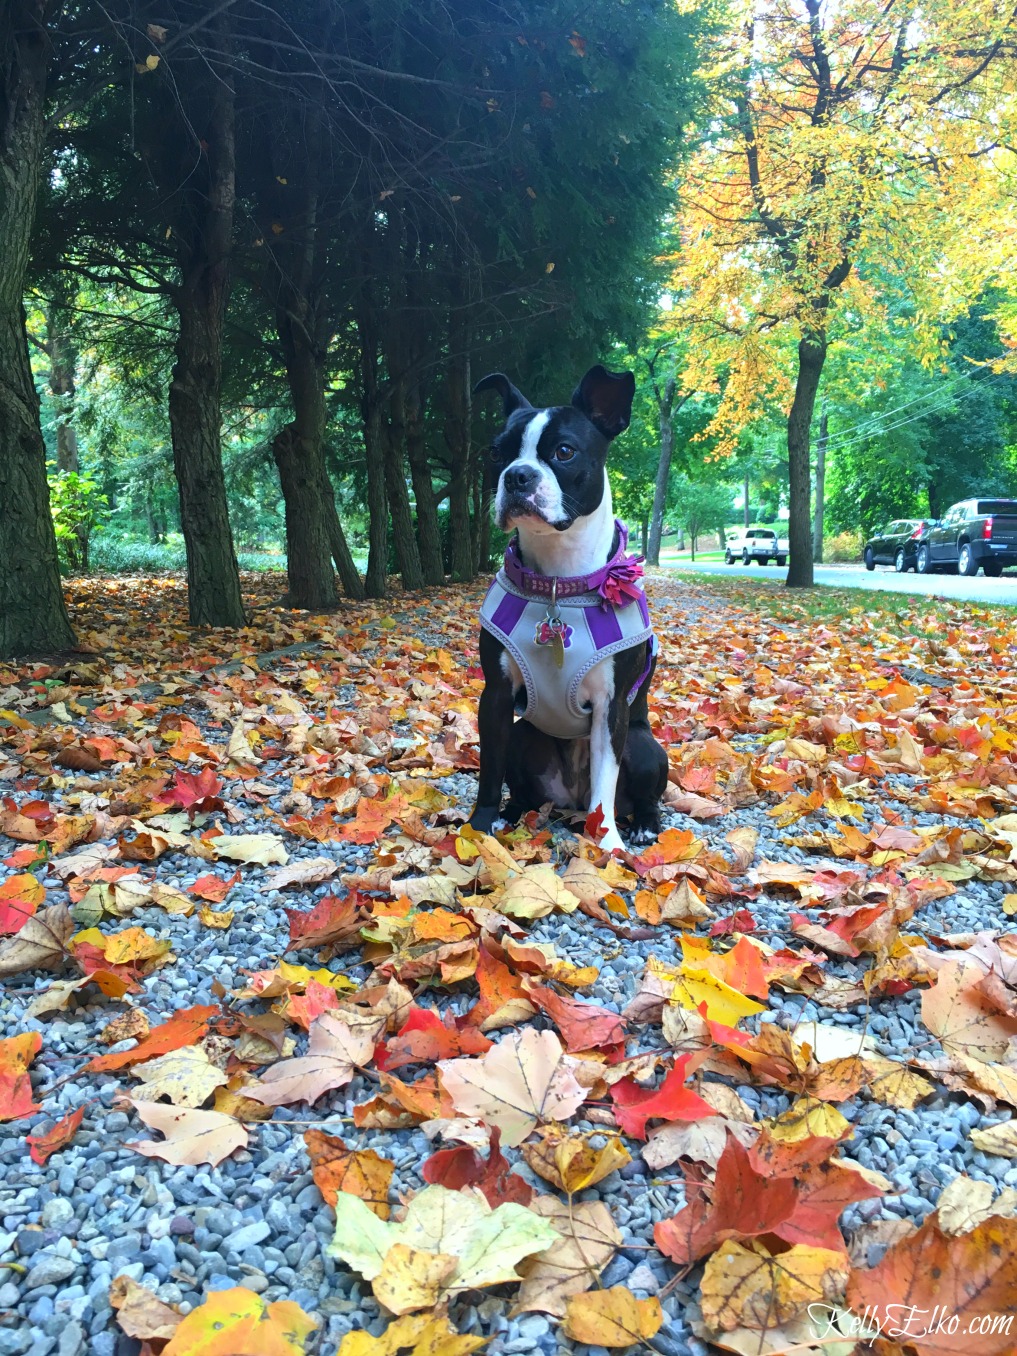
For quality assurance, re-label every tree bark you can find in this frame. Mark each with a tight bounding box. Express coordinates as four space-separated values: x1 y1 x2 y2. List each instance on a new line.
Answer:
0 2 76 659
785 332 827 588
640 513 648 557
444 283 474 582
356 305 390 598
813 404 828 563
47 304 78 473
382 392 424 591
405 378 444 585
165 32 245 628
743 470 750 528
647 373 677 567
260 97 362 608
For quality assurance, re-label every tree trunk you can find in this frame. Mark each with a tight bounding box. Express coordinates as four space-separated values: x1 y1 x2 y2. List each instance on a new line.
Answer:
690 530 696 563
382 397 424 591
272 317 364 606
743 471 750 528
813 404 828 564
272 422 336 610
647 374 677 567
445 285 474 582
47 304 79 473
0 3 75 659
356 306 390 598
405 380 444 585
640 513 648 557
785 332 827 588
166 34 245 628
928 481 941 520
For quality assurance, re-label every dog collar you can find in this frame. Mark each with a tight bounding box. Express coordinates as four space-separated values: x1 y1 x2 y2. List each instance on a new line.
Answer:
501 518 646 608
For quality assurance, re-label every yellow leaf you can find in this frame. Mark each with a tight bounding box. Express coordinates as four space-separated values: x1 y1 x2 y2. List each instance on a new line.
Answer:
372 1243 458 1315
562 1287 663 1347
701 1239 850 1332
669 966 765 1025
521 1125 631 1193
764 1098 850 1144
337 1314 485 1356
161 1286 316 1355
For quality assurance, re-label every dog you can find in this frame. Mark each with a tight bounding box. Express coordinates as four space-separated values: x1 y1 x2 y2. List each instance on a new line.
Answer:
469 363 668 854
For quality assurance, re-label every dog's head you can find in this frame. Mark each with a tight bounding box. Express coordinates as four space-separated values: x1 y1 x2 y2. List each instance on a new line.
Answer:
475 365 635 534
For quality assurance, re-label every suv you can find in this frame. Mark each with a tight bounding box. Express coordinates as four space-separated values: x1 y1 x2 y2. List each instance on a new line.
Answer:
863 519 932 573
725 528 787 566
916 499 1017 577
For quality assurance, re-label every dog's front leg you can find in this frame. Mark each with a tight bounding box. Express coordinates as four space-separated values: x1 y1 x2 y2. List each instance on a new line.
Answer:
471 632 515 833
585 663 627 855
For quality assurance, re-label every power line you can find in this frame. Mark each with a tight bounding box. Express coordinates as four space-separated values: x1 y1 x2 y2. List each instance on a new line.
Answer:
822 371 1009 456
819 367 980 449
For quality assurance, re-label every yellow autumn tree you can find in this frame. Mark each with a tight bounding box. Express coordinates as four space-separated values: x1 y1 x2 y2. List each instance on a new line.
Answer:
666 0 1017 586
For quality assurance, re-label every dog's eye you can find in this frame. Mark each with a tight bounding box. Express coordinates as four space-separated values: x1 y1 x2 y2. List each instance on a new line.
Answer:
552 444 576 462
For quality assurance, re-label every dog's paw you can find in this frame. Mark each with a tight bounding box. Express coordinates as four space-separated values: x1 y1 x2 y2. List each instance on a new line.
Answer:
628 824 659 846
599 827 626 855
491 817 510 833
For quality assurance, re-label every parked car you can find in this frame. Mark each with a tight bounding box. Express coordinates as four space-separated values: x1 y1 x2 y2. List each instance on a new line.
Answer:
863 519 932 573
916 498 1017 577
724 527 788 566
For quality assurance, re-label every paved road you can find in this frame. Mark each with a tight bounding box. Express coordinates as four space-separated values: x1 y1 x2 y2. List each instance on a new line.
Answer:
667 559 1017 606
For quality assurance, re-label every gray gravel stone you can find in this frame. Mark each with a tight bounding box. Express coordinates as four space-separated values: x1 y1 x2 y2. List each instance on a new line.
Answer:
25 1258 77 1290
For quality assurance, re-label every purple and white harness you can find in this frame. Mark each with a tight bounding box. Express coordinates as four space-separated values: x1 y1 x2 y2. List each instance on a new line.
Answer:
479 521 657 741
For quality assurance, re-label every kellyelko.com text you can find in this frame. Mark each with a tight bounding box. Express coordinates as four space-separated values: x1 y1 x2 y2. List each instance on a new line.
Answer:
809 1303 1015 1343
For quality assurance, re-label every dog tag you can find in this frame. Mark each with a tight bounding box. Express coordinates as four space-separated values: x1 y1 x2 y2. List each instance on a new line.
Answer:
533 578 570 668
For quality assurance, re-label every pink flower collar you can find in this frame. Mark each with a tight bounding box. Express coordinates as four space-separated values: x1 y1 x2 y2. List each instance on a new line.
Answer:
502 520 646 610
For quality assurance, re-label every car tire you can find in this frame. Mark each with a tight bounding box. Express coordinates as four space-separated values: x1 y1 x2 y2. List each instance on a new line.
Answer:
864 547 875 571
894 549 907 573
742 552 749 565
776 556 786 567
958 542 978 576
725 552 733 565
984 561 1003 578
916 545 932 574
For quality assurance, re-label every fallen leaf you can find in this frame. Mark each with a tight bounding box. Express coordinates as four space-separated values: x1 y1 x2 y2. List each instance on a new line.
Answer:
131 1046 229 1107
847 1214 1017 1355
561 1287 663 1347
161 1286 316 1355
126 1100 248 1167
422 1125 531 1206
110 1273 182 1342
0 1032 42 1121
336 1313 484 1356
702 1238 850 1332
26 1106 85 1164
521 1125 630 1193
246 1010 384 1107
209 833 287 865
440 1028 587 1146
514 1196 620 1316
304 1128 394 1217
327 1184 559 1304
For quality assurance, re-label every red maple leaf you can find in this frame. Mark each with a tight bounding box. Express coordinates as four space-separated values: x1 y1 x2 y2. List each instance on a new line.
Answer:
154 766 224 819
376 1004 491 1071
610 1056 716 1139
422 1126 532 1207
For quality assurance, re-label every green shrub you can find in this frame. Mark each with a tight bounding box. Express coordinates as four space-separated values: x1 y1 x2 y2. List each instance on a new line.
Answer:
824 530 863 563
51 472 108 572
88 536 287 574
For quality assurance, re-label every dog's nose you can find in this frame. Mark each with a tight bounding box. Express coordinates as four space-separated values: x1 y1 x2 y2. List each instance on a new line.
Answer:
503 464 540 495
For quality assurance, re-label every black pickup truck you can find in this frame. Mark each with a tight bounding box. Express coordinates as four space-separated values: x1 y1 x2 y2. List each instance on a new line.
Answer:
916 498 1017 577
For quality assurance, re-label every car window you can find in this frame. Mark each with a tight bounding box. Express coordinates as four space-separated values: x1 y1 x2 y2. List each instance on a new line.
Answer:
886 522 901 534
976 500 1017 515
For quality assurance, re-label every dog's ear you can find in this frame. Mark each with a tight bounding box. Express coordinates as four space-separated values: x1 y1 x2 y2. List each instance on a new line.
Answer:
473 373 532 418
572 365 636 439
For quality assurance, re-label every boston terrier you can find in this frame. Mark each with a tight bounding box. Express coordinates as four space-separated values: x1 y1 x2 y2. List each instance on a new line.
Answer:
469 364 668 854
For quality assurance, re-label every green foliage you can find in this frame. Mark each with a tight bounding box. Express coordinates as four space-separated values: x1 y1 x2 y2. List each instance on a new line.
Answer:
88 535 286 575
50 471 107 573
823 530 863 563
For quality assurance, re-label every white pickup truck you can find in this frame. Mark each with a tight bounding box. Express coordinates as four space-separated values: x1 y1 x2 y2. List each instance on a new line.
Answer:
724 527 788 566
